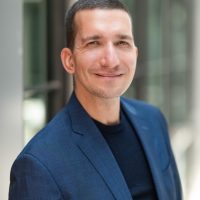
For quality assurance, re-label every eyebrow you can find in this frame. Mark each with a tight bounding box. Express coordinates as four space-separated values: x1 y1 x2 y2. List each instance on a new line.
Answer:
116 34 134 41
81 35 101 43
81 34 134 43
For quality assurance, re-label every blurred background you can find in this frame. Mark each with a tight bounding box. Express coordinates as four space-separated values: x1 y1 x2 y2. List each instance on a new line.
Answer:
1 0 200 199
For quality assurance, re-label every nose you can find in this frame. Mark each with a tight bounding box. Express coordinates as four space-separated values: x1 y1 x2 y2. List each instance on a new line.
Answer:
100 43 120 68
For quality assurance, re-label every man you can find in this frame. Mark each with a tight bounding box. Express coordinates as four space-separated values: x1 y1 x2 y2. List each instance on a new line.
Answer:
9 0 182 199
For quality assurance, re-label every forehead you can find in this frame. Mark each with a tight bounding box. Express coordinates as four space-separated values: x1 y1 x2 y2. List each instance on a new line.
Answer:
74 9 133 36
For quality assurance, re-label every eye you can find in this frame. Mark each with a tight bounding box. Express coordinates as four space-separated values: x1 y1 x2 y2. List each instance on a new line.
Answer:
116 41 131 48
86 41 100 47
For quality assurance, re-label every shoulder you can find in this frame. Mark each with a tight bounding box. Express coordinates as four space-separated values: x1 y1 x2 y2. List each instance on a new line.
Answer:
121 97 170 147
18 106 73 159
121 96 163 119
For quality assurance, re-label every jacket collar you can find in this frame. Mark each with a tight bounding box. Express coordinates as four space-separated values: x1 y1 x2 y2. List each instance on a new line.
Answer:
66 93 167 200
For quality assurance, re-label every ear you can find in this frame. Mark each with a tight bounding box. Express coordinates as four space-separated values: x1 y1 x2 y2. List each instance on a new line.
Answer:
61 48 75 74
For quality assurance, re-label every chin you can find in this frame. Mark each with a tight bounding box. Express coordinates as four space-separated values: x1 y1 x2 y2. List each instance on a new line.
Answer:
91 88 127 99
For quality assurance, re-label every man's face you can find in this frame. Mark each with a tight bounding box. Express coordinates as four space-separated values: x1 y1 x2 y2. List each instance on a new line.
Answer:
69 9 138 99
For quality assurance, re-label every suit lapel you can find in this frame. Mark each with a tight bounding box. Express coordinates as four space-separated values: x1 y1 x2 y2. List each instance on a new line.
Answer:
121 99 168 200
66 94 132 200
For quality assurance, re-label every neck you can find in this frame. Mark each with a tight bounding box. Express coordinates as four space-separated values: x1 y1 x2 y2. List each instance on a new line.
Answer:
75 90 120 125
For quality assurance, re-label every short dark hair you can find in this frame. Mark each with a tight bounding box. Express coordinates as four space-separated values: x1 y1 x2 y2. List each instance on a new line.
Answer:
65 0 131 49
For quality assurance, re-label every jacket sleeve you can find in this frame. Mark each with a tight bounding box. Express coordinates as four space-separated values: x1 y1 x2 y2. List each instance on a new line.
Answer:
9 153 64 200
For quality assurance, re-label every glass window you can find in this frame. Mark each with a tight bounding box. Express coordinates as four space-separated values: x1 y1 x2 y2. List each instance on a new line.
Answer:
123 0 189 125
23 0 47 144
23 0 68 143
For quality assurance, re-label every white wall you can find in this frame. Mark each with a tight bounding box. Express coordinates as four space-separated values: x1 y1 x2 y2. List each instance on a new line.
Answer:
0 0 23 199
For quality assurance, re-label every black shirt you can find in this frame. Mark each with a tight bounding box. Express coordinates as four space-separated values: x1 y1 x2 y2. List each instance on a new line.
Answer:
93 109 158 200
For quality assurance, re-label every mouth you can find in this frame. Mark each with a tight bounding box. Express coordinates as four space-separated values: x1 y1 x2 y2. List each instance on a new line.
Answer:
95 73 123 78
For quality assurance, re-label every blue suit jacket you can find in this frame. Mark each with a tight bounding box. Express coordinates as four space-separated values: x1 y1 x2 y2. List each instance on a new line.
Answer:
9 93 182 200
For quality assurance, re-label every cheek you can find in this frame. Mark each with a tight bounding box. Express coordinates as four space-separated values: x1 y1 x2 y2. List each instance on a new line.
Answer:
84 50 102 64
123 55 137 72
74 51 100 68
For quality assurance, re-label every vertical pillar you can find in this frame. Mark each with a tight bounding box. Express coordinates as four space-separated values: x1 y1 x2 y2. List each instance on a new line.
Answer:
0 0 23 199
191 0 200 126
188 0 200 199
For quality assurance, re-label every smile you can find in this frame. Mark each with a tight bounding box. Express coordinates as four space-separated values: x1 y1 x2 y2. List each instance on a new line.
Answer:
95 73 123 78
